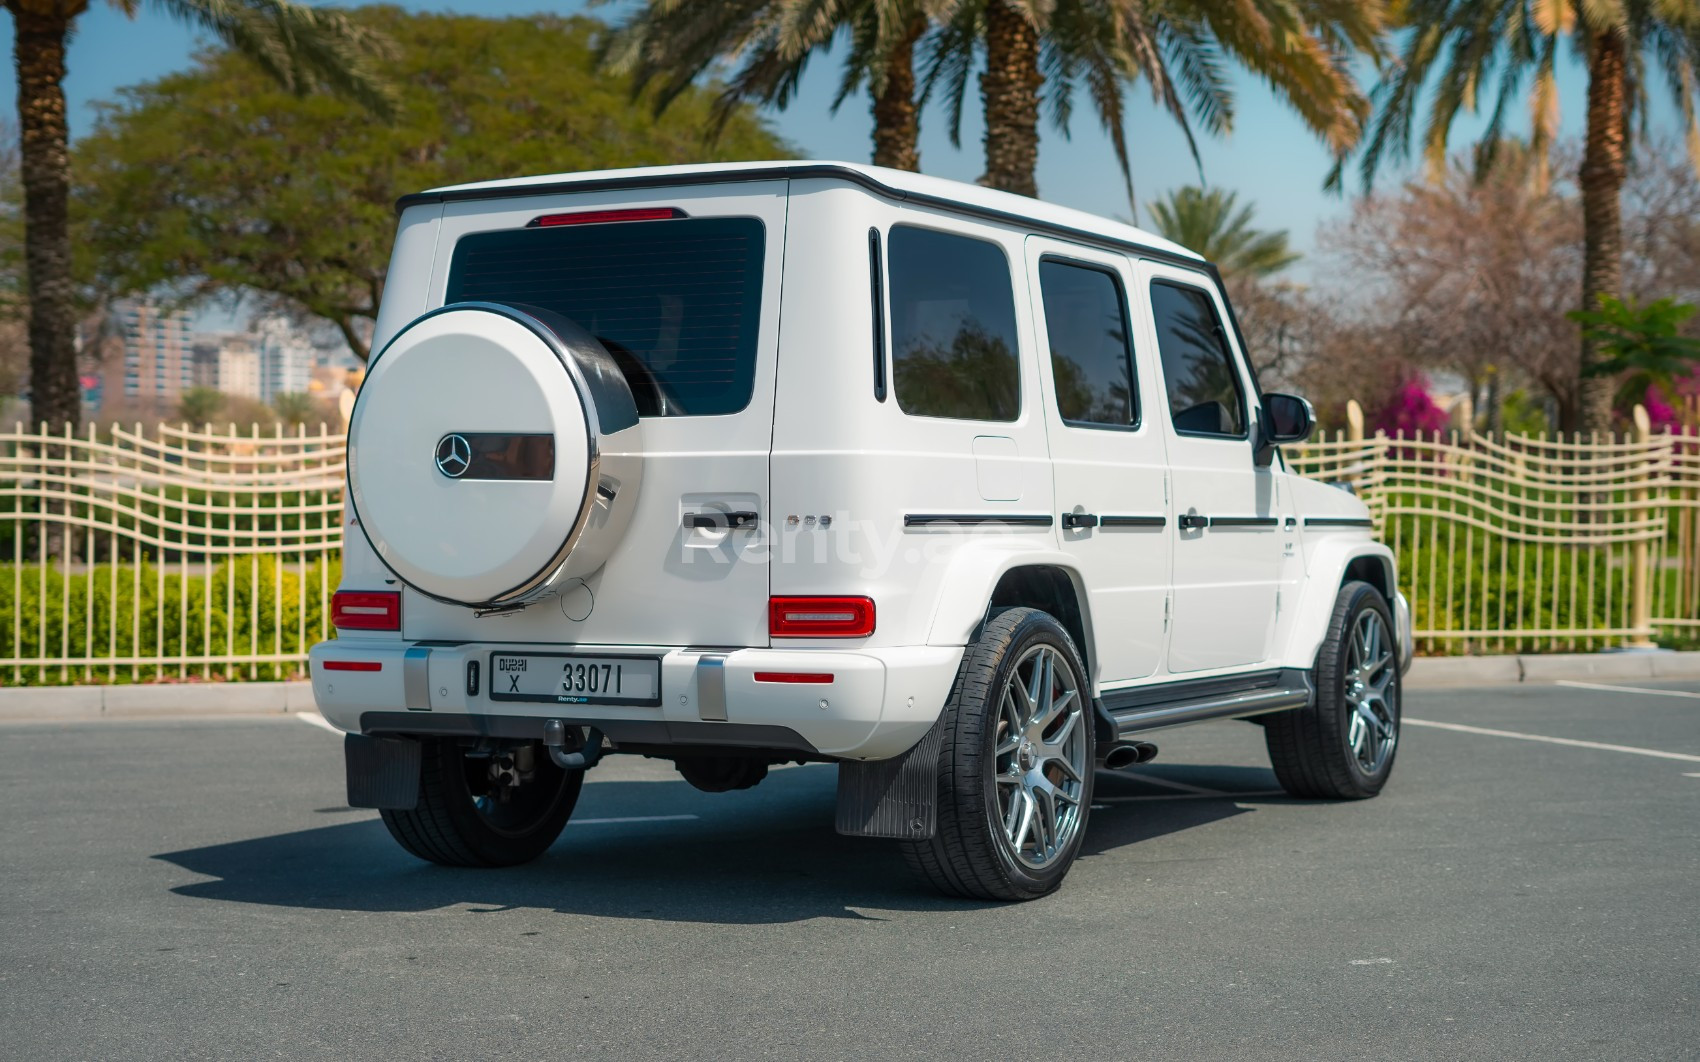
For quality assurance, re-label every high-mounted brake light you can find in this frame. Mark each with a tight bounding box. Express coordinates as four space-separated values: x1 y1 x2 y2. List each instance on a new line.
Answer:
527 207 686 228
769 596 875 638
331 590 401 631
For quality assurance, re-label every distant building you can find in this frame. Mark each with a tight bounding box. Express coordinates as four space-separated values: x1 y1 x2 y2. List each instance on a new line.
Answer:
107 300 195 405
255 316 314 402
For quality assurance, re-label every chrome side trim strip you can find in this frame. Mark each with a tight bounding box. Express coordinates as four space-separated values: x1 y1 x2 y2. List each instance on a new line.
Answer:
1108 672 1313 736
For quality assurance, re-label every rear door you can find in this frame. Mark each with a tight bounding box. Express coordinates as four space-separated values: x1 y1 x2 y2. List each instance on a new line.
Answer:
1138 260 1283 673
1025 238 1170 684
401 181 788 647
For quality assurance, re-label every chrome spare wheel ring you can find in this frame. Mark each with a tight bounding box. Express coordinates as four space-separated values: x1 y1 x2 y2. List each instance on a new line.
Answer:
1343 609 1398 775
993 644 1089 870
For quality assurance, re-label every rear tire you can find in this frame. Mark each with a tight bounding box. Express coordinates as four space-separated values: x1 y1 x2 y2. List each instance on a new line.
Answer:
901 607 1095 901
1265 580 1400 800
380 738 582 867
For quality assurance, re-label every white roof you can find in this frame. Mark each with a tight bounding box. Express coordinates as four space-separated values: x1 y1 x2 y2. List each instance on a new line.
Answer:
418 160 1204 263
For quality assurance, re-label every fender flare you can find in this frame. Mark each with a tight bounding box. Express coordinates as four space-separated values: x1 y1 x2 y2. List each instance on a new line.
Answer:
923 542 1094 651
1282 538 1399 670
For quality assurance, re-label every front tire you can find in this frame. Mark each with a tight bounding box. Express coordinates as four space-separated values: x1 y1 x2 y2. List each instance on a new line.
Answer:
902 607 1095 901
380 737 582 867
1265 580 1401 799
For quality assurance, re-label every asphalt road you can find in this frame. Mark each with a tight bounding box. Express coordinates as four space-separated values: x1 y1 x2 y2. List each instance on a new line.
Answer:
2 681 1697 1061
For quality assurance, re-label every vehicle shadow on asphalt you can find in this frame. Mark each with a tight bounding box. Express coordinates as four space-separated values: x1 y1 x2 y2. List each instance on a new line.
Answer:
153 762 1291 925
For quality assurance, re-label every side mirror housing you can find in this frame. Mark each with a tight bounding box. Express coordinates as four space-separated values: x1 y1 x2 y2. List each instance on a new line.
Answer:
1255 392 1315 465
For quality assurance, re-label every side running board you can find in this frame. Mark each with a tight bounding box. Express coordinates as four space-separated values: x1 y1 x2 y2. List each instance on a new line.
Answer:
1102 668 1314 737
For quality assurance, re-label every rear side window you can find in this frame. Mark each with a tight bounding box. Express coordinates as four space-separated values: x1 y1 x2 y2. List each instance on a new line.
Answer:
445 216 765 417
1038 259 1137 428
888 225 1020 422
1149 281 1246 437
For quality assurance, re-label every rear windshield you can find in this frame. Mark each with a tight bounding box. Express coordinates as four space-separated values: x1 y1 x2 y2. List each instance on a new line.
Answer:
445 216 766 417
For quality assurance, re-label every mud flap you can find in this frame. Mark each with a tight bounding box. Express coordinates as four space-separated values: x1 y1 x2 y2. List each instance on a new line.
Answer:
834 720 943 840
344 733 421 810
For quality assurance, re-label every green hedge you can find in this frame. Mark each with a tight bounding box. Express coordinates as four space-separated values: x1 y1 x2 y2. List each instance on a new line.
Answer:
0 555 339 685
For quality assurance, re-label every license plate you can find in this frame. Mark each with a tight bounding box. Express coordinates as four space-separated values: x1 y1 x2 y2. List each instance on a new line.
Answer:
487 652 661 706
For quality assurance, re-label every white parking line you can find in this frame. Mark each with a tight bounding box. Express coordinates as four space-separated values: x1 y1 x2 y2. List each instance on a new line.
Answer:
1114 772 1226 796
1095 789 1284 804
1405 717 1700 763
1555 680 1700 700
569 815 699 826
294 711 341 734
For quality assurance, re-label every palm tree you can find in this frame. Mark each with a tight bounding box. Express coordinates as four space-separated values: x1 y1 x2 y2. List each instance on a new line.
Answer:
6 0 391 432
1148 186 1299 280
604 0 932 171
923 0 1386 204
1344 0 1700 433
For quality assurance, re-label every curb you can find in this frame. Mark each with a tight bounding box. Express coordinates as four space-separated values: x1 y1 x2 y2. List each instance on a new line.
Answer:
1405 650 1700 688
7 650 1700 719
0 681 315 722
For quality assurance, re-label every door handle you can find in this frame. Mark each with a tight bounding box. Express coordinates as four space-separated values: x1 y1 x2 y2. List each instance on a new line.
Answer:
1061 512 1099 529
683 511 759 530
1178 513 1209 531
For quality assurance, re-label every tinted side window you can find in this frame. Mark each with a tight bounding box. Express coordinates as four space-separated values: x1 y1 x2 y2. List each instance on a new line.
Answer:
1149 281 1246 437
445 217 765 417
888 226 1020 422
1039 259 1137 427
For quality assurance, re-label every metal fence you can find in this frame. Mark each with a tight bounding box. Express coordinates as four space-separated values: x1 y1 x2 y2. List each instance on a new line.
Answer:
1 422 344 684
9 407 1700 685
1287 402 1698 655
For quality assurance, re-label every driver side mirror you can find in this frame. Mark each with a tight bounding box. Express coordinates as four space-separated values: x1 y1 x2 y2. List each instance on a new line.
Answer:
1255 392 1315 465
1262 392 1315 444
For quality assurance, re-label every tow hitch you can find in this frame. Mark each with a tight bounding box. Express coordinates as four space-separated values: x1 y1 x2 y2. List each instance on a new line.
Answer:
543 719 607 771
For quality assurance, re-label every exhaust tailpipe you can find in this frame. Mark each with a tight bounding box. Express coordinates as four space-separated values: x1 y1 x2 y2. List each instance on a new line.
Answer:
1101 741 1159 770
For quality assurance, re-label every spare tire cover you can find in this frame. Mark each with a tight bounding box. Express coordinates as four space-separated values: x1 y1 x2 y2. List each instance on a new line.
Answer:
348 302 638 608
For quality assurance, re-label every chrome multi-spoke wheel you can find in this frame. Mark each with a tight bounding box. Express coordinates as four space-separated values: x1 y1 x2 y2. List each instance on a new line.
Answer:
1265 580 1401 800
901 607 1096 901
993 644 1089 870
1343 609 1397 774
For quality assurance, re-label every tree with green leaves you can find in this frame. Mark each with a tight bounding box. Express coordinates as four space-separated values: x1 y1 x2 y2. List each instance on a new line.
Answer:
5 0 392 432
269 391 316 427
1343 0 1700 432
73 9 791 363
603 0 931 171
923 0 1385 203
1571 294 1700 413
176 386 223 426
1147 186 1298 280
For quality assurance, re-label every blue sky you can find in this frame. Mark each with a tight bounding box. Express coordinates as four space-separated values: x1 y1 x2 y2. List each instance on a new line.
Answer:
0 1 1685 271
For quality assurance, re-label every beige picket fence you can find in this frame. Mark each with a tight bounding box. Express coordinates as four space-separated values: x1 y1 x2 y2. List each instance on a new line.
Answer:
7 408 1700 685
0 422 345 684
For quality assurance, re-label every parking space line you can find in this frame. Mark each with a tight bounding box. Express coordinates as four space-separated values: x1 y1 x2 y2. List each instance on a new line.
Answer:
1113 772 1227 796
294 711 341 734
1555 680 1700 700
569 815 699 826
1405 717 1700 762
1095 789 1284 804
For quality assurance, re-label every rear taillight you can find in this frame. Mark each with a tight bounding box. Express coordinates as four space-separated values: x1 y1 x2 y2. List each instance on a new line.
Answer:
331 590 401 631
769 596 875 638
528 207 685 228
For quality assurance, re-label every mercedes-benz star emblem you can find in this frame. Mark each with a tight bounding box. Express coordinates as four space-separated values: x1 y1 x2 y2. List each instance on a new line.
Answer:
435 434 471 478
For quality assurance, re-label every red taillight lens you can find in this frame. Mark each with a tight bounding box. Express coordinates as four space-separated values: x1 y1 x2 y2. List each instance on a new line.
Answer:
528 207 685 228
331 590 401 631
769 596 875 638
753 671 835 684
323 660 383 672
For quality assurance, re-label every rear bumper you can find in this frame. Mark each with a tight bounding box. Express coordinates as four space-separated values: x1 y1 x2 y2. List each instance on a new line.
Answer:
308 639 962 760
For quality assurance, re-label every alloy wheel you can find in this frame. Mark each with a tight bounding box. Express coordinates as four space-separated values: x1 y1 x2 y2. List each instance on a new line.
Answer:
1343 609 1398 774
993 644 1089 869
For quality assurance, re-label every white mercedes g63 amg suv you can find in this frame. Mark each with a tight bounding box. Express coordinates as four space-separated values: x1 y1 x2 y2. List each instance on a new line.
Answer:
310 161 1412 901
